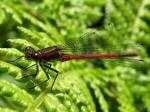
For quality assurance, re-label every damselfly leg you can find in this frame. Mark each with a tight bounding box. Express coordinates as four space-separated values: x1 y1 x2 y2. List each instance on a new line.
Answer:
22 61 39 78
22 64 36 71
7 56 24 63
28 61 58 92
43 62 58 92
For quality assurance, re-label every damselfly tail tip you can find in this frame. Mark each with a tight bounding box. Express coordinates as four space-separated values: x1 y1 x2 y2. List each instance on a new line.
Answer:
129 52 138 57
139 59 145 62
121 52 138 57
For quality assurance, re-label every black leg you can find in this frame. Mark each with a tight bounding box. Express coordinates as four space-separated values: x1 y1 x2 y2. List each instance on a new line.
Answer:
29 62 51 89
33 61 39 78
26 61 50 89
22 61 39 78
42 60 52 68
45 68 51 80
39 61 51 80
8 56 24 63
43 64 59 92
22 64 36 71
25 61 58 92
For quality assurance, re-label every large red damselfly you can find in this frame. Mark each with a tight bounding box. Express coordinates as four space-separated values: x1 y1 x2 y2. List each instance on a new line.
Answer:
10 32 143 92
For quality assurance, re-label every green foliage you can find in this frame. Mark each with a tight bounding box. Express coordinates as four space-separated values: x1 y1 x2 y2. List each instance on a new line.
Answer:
0 0 150 112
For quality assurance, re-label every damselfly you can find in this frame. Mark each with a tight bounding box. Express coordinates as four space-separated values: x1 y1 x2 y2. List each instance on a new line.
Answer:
10 32 143 92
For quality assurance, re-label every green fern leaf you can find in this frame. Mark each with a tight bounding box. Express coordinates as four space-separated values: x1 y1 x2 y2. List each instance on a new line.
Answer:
2 4 22 24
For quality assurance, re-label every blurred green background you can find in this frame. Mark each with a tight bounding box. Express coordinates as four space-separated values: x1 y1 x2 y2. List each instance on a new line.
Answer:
0 0 150 112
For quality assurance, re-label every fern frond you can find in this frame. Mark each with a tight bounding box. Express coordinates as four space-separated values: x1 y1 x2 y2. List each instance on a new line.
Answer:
17 9 49 33
0 108 17 112
116 80 137 112
44 94 68 112
0 48 23 57
0 79 33 108
0 7 5 24
82 70 109 112
2 4 22 24
17 26 55 48
7 39 38 51
0 61 22 77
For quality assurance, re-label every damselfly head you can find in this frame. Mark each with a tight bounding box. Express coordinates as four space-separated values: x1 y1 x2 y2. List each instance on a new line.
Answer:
25 46 35 59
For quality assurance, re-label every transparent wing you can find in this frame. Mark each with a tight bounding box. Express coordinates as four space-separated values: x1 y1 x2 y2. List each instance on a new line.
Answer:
59 32 109 54
56 31 144 65
59 31 141 55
